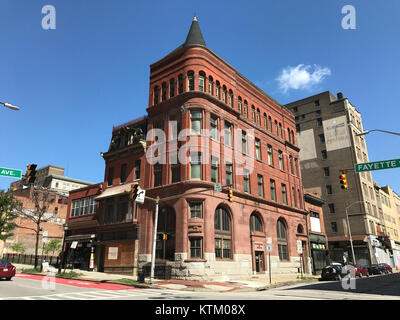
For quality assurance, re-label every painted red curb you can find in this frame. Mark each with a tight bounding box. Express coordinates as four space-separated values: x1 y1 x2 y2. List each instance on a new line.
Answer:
15 273 136 291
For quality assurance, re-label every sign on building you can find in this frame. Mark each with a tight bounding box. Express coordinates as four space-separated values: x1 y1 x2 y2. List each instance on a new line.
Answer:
297 240 303 254
70 241 78 249
108 247 118 260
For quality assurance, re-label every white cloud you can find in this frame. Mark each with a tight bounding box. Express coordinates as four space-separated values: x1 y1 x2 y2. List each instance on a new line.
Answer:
276 64 331 93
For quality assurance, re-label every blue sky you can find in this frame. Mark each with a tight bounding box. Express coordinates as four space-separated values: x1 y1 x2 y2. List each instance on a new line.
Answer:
1 0 399 194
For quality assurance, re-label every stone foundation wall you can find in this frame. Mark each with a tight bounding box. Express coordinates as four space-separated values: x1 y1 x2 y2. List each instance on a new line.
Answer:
138 252 307 281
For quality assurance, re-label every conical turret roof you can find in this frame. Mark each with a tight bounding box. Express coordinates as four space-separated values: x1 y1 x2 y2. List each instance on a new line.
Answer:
184 16 206 47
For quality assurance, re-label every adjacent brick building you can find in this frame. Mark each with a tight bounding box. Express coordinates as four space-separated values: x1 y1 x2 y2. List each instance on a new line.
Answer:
65 17 308 280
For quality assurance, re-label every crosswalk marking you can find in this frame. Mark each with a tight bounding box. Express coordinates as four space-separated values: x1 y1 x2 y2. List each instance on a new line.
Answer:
1 288 188 300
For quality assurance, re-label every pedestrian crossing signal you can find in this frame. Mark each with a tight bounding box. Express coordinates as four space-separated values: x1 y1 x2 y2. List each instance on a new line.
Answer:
339 173 348 189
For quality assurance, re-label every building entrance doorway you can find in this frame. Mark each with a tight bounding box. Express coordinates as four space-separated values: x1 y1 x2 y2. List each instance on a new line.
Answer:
156 206 176 261
255 251 265 273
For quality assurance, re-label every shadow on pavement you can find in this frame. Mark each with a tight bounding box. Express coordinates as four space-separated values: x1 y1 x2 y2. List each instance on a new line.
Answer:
283 273 400 297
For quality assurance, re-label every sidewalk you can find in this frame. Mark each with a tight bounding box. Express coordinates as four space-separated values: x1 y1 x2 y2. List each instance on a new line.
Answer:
13 263 320 292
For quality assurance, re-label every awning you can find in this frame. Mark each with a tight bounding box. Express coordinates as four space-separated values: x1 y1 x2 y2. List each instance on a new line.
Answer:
94 183 134 200
65 234 95 242
309 234 327 244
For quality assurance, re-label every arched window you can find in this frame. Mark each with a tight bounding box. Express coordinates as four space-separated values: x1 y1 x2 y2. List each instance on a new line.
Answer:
244 100 248 118
214 206 232 259
291 130 295 144
274 120 278 136
256 109 261 125
277 219 288 260
222 85 227 103
250 213 263 232
161 82 167 101
153 86 160 105
215 81 220 99
251 105 256 122
169 78 175 98
297 224 304 234
279 123 283 138
208 76 213 95
238 97 242 114
268 116 272 131
187 71 195 91
199 71 205 92
178 74 184 94
263 113 267 129
228 89 233 107
287 128 291 143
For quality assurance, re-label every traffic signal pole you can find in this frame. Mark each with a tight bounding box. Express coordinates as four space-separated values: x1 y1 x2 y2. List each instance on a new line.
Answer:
149 196 159 284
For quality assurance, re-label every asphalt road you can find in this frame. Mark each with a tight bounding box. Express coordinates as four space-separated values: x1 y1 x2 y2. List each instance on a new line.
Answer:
1 273 399 300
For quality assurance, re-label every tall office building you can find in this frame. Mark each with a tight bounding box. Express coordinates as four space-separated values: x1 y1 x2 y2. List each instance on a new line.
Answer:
285 91 390 265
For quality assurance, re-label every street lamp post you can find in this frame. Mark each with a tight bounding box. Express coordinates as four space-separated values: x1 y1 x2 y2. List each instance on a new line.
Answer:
345 201 365 265
0 101 20 111
356 129 400 137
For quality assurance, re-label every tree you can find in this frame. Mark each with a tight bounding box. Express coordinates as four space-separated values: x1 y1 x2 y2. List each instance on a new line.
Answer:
0 189 21 241
10 242 25 253
43 239 61 255
18 187 57 269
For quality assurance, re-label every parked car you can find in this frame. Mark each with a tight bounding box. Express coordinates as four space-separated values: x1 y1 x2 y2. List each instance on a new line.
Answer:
354 264 369 277
377 263 393 274
0 259 16 280
368 263 392 275
321 262 347 280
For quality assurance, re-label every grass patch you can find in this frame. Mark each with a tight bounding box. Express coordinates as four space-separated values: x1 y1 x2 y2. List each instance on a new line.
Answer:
57 270 83 279
296 276 316 281
107 279 152 287
20 268 42 274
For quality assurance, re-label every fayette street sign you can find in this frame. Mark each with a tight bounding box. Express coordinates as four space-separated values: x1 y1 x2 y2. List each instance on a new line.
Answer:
355 158 400 173
0 167 22 178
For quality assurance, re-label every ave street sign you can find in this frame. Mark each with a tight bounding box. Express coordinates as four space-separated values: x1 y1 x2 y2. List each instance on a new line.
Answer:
0 167 22 178
355 158 400 173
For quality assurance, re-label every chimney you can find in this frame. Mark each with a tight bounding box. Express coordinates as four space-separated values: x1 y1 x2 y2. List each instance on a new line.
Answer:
337 92 343 100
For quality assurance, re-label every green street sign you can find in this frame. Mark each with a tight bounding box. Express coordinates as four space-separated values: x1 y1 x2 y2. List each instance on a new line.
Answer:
355 158 400 173
0 167 22 178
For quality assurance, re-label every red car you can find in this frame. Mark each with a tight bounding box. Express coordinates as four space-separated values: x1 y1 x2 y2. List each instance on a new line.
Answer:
354 264 369 277
0 259 16 280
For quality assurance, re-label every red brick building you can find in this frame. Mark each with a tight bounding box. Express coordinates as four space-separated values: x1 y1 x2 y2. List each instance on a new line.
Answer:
3 185 68 255
66 17 308 280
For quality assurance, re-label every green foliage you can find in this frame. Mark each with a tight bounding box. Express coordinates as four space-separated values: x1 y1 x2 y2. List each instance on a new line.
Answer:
10 242 25 253
0 189 21 240
57 270 83 279
43 239 62 254
21 268 41 274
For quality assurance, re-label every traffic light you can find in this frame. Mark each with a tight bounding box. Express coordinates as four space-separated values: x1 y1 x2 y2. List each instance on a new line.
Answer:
25 164 37 184
228 188 233 202
339 173 348 190
163 233 168 240
130 184 139 200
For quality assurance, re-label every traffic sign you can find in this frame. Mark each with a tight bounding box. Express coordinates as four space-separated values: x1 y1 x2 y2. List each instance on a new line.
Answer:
214 183 222 192
266 245 272 252
355 158 400 173
135 187 146 204
266 237 272 245
0 167 22 178
297 240 303 254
